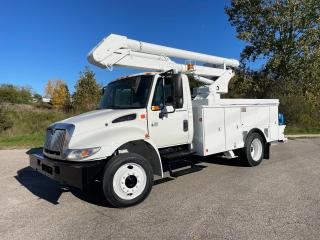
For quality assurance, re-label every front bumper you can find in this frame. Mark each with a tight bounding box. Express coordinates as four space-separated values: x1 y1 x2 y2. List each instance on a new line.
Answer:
29 150 105 191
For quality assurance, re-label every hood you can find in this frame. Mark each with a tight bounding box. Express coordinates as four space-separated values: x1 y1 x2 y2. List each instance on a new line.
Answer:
57 109 144 136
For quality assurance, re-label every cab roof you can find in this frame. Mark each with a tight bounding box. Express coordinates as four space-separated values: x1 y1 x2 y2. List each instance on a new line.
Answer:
111 72 158 83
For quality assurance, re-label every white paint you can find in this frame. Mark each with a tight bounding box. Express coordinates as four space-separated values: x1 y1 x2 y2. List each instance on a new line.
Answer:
40 35 286 179
112 163 147 200
250 138 263 161
87 34 238 96
146 74 189 148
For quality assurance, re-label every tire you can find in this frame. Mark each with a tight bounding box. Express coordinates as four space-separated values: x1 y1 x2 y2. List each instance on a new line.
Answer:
102 153 153 207
241 132 265 167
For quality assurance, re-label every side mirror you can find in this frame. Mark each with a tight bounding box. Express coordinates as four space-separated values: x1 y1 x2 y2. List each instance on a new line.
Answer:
159 105 175 118
165 105 175 113
173 73 183 108
101 87 106 95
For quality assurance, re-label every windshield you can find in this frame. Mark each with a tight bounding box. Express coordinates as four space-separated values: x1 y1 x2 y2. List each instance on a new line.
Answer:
100 75 153 109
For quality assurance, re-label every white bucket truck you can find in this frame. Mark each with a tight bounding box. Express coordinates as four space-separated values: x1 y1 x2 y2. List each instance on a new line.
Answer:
29 34 286 207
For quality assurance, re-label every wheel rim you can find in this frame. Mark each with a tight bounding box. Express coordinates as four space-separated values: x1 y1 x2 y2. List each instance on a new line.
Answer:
113 163 147 200
250 138 263 161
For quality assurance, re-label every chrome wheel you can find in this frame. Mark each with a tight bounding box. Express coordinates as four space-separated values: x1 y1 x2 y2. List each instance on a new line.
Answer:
113 163 147 200
250 138 263 161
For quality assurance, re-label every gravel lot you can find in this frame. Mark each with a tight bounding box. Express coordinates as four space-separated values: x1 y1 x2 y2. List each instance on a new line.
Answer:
0 138 319 240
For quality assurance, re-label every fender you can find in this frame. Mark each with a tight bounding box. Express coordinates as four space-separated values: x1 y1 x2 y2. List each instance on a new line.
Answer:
68 124 163 177
244 128 268 144
118 139 163 177
244 128 270 159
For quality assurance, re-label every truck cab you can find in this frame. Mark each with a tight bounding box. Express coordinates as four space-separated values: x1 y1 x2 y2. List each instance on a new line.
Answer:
30 71 195 206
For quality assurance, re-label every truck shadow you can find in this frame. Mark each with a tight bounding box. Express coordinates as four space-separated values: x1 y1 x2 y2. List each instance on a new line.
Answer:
16 150 245 207
15 166 69 205
15 166 114 207
15 164 206 207
163 154 247 168
199 155 248 167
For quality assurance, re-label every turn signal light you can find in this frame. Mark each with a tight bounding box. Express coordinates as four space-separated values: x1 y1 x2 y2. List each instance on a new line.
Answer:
66 147 101 160
81 149 90 158
151 106 161 111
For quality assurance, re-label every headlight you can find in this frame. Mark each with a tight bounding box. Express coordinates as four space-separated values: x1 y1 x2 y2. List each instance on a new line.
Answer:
66 147 101 160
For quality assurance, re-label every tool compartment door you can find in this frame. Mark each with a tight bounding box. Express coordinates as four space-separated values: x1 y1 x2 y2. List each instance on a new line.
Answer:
269 106 279 141
203 107 226 155
225 107 243 150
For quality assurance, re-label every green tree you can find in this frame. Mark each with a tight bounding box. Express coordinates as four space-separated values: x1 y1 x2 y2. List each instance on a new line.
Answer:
73 67 101 112
225 0 320 95
226 0 320 126
0 84 32 104
33 93 42 102
188 76 205 96
227 66 273 99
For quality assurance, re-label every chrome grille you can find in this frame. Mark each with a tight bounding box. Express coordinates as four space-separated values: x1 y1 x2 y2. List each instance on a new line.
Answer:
44 128 66 156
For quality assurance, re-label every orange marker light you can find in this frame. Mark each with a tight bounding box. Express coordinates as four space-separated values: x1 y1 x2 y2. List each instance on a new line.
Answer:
187 63 194 71
81 149 90 158
151 106 161 111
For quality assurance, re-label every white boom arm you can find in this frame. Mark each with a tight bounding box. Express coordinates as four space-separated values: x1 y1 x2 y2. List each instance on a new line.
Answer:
88 34 239 95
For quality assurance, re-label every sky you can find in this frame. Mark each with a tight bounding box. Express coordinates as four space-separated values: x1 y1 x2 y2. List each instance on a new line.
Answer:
0 0 255 95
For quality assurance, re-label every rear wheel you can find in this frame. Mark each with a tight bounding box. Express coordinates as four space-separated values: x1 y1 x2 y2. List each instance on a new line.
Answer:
241 132 265 166
102 153 153 207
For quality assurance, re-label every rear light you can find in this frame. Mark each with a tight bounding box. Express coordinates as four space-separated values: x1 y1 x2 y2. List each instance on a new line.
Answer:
278 113 285 125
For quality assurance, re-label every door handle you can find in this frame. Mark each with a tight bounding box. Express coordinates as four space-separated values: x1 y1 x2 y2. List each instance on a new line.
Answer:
183 120 188 132
151 122 158 127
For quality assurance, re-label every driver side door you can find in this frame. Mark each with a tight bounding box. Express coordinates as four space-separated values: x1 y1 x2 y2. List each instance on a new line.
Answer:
147 75 189 148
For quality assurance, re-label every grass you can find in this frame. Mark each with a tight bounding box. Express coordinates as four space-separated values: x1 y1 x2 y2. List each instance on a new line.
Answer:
0 133 45 149
284 126 320 135
0 104 72 149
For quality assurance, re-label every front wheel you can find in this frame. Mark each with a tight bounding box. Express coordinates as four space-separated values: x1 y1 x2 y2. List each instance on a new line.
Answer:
241 132 265 167
102 153 153 207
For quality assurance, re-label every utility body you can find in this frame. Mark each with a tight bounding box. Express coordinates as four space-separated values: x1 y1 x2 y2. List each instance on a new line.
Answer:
29 34 286 207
